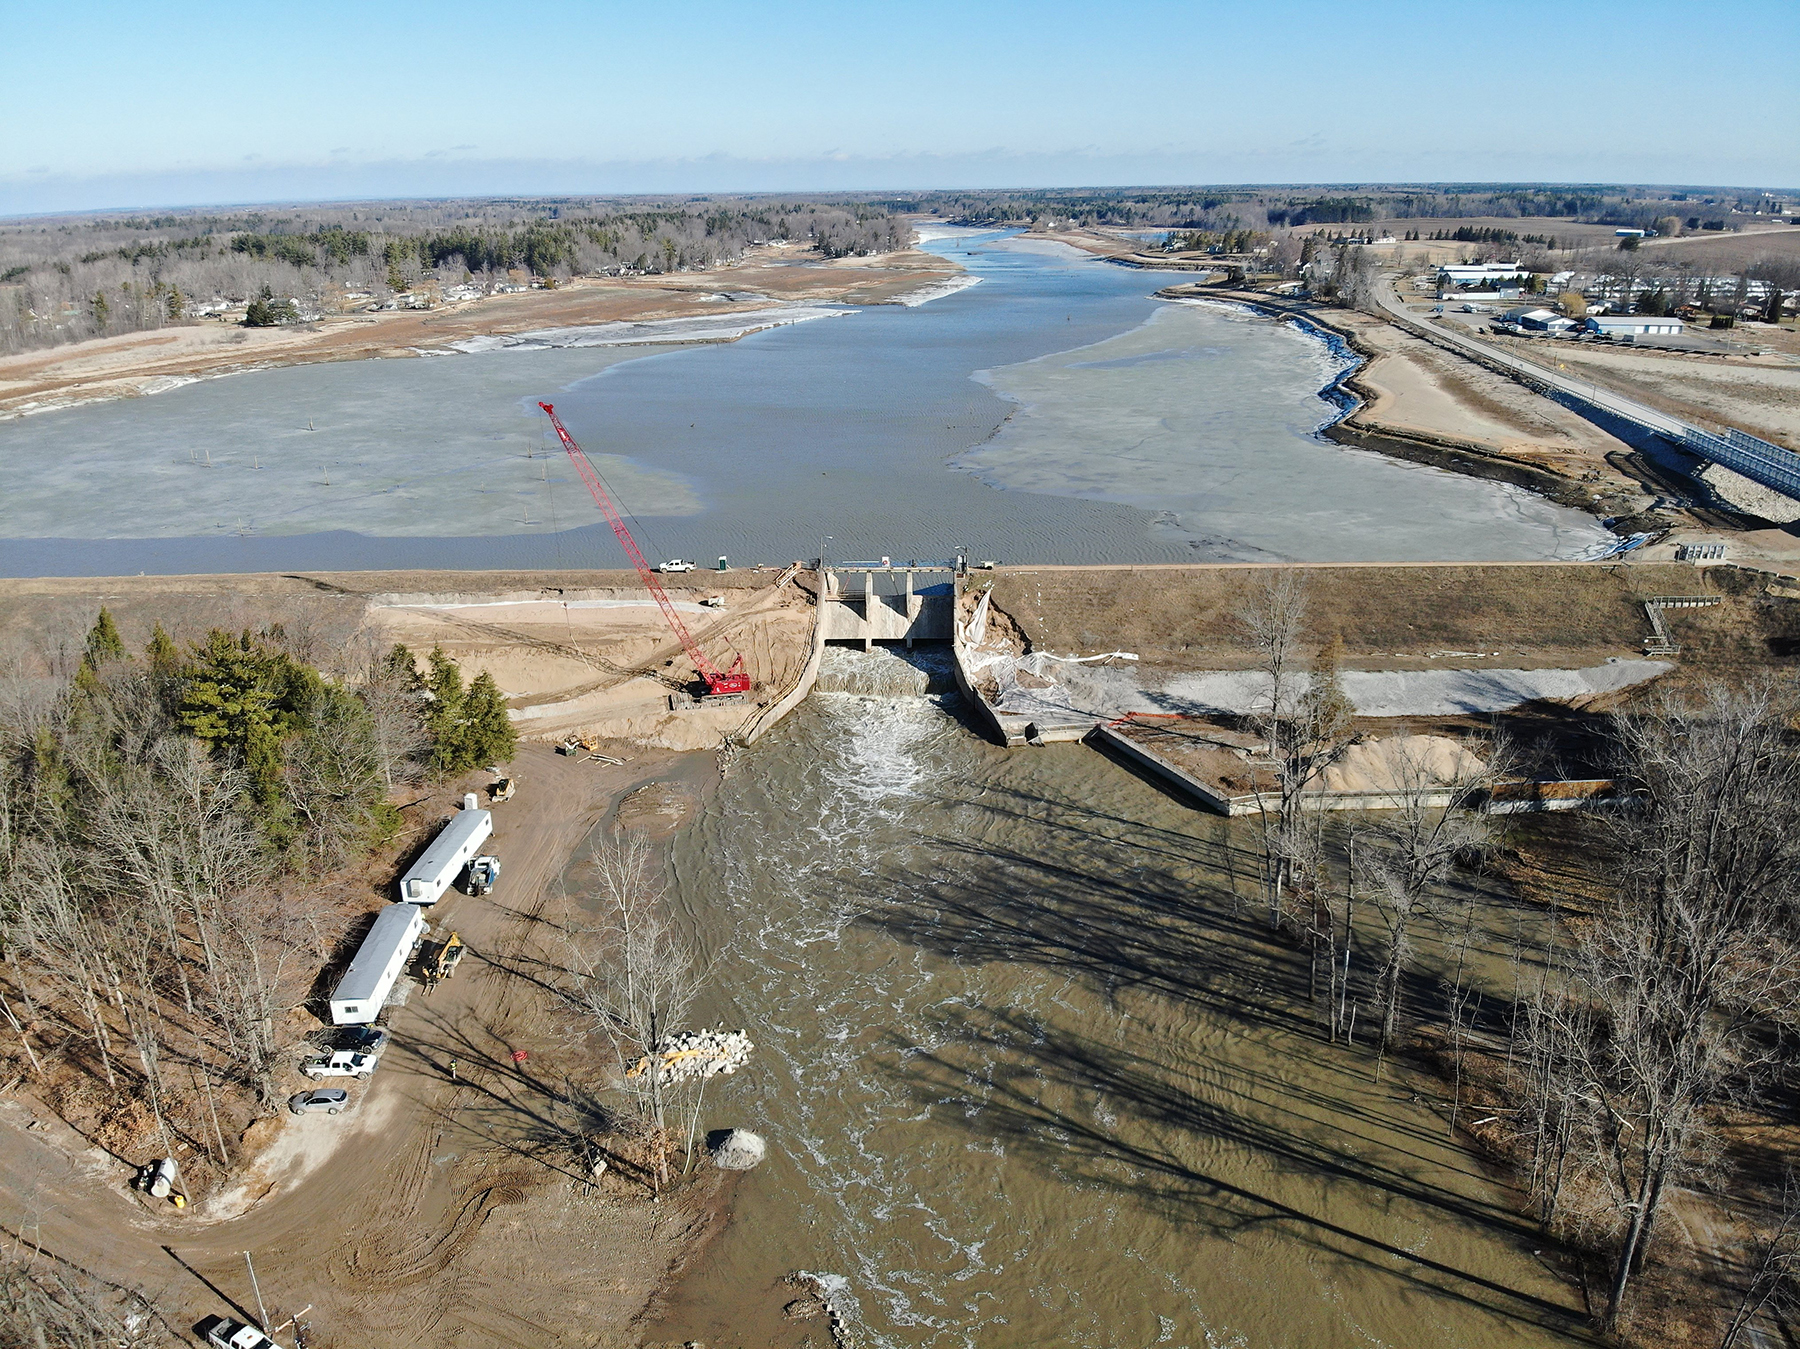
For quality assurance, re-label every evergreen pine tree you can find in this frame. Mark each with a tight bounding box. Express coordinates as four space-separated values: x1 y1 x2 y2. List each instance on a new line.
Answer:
425 646 467 774
383 642 425 693
179 629 299 815
461 671 517 767
74 608 129 699
145 622 180 674
85 608 127 665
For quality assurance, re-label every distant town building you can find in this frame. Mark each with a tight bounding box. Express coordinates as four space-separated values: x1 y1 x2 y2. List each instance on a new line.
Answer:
1585 315 1683 336
1439 263 1530 288
1503 307 1576 332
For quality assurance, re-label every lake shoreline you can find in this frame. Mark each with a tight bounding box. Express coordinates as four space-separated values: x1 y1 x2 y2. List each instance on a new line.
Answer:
0 244 965 420
1164 286 1647 525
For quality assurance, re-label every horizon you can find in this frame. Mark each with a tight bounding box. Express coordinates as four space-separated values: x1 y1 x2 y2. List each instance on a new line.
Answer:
5 179 1795 226
7 0 1795 216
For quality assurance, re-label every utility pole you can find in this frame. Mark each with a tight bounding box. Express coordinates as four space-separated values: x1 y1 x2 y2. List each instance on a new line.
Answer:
243 1251 271 1333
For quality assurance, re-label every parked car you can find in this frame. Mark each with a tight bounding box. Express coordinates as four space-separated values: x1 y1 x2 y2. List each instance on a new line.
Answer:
656 559 695 572
337 1025 388 1055
203 1319 278 1349
289 1088 349 1116
301 1049 379 1079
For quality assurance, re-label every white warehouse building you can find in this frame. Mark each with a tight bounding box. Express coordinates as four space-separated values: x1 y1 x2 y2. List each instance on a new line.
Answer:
1439 262 1530 286
397 796 493 904
1586 315 1683 337
329 903 426 1025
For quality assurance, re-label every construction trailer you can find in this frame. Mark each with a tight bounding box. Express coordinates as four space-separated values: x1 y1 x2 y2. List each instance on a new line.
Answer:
397 795 493 904
328 902 427 1025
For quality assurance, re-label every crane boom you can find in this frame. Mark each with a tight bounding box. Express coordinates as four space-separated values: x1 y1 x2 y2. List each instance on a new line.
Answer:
537 402 750 697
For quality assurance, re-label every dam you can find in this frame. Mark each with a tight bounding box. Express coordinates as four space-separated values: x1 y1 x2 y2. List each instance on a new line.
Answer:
816 564 956 649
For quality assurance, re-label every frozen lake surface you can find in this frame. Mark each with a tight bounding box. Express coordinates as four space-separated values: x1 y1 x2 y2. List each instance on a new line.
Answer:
0 230 1610 575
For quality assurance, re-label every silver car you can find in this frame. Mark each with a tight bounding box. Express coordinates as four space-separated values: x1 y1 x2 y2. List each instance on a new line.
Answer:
288 1088 348 1116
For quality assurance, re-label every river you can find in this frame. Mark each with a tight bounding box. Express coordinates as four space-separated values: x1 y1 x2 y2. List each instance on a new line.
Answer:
0 230 1609 576
615 655 1589 1349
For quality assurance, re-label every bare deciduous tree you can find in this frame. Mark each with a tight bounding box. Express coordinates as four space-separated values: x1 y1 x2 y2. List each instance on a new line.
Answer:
1240 575 1356 930
1511 679 1800 1330
1721 1172 1800 1349
557 831 705 1190
1359 734 1502 1062
0 1245 170 1348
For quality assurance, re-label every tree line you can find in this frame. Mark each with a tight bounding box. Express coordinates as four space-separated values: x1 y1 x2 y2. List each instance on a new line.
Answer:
883 185 1759 234
0 196 915 355
1233 572 1800 1344
0 609 514 1168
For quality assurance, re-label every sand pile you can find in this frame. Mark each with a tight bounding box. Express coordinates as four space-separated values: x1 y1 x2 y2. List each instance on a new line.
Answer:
1316 735 1486 794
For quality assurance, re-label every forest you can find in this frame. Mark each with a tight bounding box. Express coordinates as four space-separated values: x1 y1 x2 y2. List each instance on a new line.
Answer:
894 184 1791 235
0 608 513 1187
0 196 912 355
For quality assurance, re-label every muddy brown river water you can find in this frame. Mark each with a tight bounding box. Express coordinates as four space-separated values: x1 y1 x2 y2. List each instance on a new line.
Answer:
607 661 1592 1348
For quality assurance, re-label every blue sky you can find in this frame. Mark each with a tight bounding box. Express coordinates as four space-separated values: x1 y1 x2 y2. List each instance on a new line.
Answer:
3 0 1795 214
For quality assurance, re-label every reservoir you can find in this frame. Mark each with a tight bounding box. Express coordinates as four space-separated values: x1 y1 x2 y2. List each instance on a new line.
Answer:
0 230 1609 576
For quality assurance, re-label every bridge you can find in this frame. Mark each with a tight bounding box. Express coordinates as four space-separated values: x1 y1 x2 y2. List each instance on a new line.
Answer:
1372 277 1800 511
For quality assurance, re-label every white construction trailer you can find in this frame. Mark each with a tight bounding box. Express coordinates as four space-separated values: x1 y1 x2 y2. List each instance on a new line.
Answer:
328 903 426 1026
397 796 493 904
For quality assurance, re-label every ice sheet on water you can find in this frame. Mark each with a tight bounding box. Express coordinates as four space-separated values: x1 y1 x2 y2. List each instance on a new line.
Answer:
445 306 849 353
892 275 983 307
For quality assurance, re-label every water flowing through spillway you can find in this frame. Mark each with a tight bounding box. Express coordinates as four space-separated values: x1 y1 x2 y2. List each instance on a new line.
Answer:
616 661 1590 1348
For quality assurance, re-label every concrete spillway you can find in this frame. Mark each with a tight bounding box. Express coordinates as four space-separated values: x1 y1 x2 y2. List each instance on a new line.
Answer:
817 565 955 649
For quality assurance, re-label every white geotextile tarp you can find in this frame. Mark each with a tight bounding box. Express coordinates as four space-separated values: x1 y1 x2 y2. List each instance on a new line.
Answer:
982 656 1672 723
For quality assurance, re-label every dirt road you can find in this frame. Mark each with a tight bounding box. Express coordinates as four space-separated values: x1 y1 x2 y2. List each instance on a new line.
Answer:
0 744 720 1347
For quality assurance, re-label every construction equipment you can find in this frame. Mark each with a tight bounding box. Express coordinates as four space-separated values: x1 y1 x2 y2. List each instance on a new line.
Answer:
537 402 752 698
424 932 466 991
488 775 516 802
465 855 501 896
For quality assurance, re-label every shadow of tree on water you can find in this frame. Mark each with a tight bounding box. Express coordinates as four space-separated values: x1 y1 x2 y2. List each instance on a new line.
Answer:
857 780 1597 1342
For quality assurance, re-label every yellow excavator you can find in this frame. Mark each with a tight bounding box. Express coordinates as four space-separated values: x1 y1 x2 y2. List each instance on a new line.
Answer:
423 932 465 992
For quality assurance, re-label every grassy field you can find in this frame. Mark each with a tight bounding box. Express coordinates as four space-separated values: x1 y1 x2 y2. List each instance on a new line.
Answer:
982 562 1800 686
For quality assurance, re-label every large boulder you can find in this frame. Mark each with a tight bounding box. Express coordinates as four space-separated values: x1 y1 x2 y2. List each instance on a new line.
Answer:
710 1128 767 1170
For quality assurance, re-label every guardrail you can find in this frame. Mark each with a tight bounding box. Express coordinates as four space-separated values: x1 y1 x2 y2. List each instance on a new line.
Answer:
1677 425 1800 498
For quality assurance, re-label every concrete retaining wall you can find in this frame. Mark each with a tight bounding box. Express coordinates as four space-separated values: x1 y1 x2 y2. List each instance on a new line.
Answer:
1088 723 1238 810
740 587 829 746
1093 724 1617 816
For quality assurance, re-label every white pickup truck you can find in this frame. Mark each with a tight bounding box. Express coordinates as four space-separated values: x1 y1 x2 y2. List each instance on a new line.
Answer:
656 559 695 573
205 1319 279 1349
301 1048 381 1080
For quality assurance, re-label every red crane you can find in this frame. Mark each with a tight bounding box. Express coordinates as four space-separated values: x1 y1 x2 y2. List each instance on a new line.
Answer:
537 402 751 697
